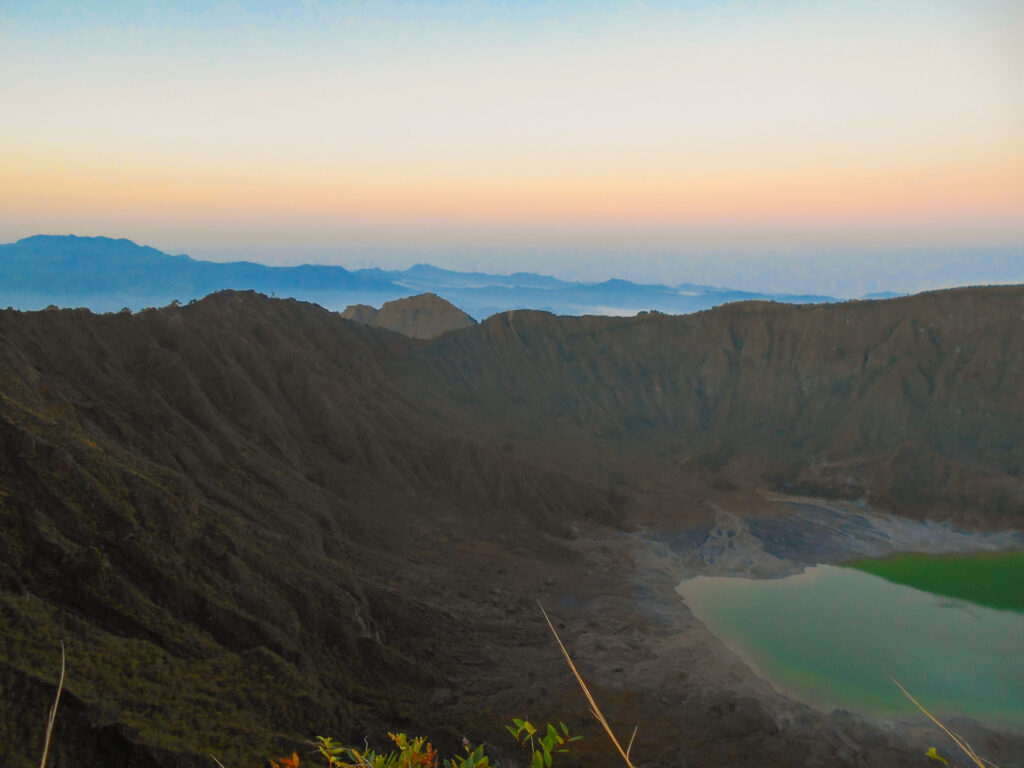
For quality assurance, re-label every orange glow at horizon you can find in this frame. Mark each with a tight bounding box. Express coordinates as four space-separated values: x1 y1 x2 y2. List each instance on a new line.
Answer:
3 1 1023 251
5 141 1023 235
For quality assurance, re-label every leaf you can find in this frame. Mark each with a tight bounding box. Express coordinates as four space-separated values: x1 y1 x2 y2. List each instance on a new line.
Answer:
925 747 949 766
389 733 409 750
531 750 543 768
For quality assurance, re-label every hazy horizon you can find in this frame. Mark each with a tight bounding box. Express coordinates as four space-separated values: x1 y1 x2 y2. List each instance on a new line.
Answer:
3 1 1022 297
5 233 1022 300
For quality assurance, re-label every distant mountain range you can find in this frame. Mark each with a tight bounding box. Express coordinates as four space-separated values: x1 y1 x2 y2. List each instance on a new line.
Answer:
0 234 866 318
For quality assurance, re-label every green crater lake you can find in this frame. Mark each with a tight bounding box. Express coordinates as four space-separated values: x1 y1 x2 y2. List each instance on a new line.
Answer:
676 553 1024 730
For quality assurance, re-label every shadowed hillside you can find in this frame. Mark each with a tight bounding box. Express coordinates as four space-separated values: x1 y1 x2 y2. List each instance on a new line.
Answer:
0 293 617 767
0 287 1021 766
399 288 1023 524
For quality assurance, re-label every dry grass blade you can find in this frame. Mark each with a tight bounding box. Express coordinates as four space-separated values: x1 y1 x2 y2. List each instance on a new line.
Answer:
538 602 637 768
209 754 228 768
890 677 997 768
38 641 65 768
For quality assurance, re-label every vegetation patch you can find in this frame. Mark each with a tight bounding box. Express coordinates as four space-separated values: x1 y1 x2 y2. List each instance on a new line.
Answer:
845 550 1024 613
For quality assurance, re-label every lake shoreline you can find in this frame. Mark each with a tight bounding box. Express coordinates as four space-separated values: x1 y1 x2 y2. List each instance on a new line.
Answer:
661 496 1024 580
676 564 1024 732
571 497 1024 764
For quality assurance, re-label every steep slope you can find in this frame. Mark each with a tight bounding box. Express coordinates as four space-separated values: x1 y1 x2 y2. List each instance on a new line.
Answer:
0 293 616 767
340 293 476 339
397 287 1024 524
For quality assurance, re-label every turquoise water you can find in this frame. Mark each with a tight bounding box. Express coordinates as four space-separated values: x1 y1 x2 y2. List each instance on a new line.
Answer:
676 564 1024 730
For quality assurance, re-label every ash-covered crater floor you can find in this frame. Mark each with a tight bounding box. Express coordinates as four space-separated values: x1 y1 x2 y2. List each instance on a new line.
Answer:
658 498 1024 579
571 498 1024 766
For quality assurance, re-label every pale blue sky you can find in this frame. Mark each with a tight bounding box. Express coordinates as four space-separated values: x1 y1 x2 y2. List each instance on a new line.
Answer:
2 1 1022 294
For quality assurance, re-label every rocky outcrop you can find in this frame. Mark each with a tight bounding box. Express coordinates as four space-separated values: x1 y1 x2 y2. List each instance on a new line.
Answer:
340 293 475 339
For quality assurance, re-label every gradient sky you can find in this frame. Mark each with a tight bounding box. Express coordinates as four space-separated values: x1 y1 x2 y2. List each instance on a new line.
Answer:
2 1 1022 294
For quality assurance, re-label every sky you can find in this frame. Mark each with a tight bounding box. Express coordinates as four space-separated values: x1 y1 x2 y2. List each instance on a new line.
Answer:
2 0 1022 295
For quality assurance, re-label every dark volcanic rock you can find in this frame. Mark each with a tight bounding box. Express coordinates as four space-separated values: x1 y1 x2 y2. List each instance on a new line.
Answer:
403 287 1024 524
0 292 614 766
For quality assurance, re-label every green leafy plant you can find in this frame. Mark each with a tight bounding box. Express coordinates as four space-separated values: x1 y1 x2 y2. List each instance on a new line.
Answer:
505 719 580 768
291 718 578 768
297 731 492 768
310 733 439 768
